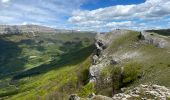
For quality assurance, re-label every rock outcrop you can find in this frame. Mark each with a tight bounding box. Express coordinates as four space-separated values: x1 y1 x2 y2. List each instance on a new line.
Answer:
89 30 130 82
140 31 169 48
112 84 170 100
69 94 80 100
69 84 170 100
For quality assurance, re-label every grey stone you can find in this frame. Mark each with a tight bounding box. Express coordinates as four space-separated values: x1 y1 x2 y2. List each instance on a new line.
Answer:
69 94 80 100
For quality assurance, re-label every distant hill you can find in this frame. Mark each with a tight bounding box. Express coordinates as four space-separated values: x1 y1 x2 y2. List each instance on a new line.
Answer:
0 25 94 34
146 29 170 36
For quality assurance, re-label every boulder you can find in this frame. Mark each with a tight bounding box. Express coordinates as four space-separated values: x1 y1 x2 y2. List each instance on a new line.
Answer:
69 94 80 100
140 31 169 48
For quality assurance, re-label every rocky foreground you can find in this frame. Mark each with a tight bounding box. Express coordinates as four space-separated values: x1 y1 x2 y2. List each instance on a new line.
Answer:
113 84 170 100
70 84 170 100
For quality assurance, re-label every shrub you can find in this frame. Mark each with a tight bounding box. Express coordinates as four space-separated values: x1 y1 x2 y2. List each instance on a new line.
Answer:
95 64 141 95
90 65 123 95
111 66 122 93
122 62 142 84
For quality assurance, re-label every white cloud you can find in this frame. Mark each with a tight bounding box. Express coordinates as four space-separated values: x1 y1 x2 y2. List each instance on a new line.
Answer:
0 0 85 28
1 0 10 3
105 21 133 27
68 0 170 31
69 0 170 22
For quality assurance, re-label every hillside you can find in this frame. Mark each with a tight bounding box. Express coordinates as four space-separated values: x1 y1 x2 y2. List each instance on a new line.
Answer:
0 29 170 100
70 30 170 100
0 30 95 99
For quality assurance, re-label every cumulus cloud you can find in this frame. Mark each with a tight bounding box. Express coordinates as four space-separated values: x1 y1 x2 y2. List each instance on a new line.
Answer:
68 0 170 31
105 21 133 28
69 0 170 22
0 0 85 28
1 0 10 3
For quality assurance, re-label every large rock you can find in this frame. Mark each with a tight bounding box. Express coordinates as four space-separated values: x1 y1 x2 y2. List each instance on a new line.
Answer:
69 94 80 100
90 95 112 100
140 31 169 48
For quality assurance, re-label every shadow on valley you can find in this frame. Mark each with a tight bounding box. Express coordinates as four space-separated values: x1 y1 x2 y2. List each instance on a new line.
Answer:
0 38 28 79
12 45 94 80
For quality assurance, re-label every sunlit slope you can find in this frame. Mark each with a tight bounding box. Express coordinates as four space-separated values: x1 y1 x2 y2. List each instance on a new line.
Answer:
0 32 95 99
83 30 170 97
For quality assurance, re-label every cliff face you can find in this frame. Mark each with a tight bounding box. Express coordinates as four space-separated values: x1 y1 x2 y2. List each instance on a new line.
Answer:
89 30 131 82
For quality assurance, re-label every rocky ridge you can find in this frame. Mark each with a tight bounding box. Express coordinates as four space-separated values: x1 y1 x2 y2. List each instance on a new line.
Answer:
89 30 170 83
140 31 170 48
89 30 130 82
0 25 58 34
69 29 170 100
0 25 95 34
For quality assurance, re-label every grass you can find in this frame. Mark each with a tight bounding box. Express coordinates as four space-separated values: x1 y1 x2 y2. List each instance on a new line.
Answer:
78 82 96 97
107 31 140 54
4 46 93 100
109 31 170 88
122 62 142 84
0 32 95 99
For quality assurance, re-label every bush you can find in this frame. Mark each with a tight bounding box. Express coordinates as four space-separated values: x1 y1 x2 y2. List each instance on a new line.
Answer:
94 62 142 95
111 66 123 94
122 62 142 84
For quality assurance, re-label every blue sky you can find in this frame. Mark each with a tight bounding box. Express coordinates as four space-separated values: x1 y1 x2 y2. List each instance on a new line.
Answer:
0 0 170 31
81 0 145 10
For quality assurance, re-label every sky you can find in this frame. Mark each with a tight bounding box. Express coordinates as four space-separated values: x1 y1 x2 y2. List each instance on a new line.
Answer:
0 0 170 31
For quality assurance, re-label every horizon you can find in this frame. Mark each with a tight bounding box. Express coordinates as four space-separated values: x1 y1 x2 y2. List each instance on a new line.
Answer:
0 0 170 32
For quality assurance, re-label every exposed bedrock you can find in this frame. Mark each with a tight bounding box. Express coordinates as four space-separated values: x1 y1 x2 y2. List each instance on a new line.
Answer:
140 31 169 48
89 30 130 82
